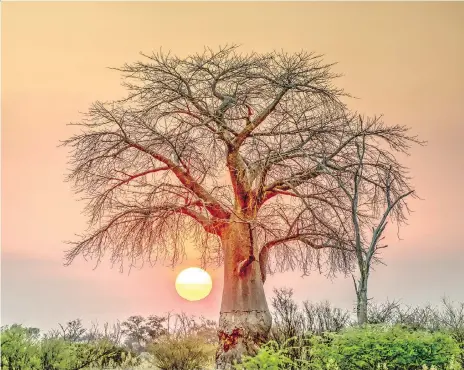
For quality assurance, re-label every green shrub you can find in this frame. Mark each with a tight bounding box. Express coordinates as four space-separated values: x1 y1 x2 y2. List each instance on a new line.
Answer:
147 334 216 370
1 325 41 370
40 339 139 370
309 325 462 370
39 338 76 370
237 326 462 370
0 325 138 370
67 339 139 369
234 340 302 370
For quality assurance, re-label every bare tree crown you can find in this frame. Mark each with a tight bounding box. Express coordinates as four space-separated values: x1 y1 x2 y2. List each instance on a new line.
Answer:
63 45 420 277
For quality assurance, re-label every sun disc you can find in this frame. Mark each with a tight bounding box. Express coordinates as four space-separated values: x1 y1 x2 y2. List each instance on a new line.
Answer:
175 267 212 301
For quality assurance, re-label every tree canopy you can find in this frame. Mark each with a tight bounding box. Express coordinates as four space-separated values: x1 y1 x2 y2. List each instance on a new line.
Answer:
63 45 419 279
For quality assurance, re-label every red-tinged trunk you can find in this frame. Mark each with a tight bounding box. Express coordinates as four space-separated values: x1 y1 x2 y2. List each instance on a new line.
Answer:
216 217 272 369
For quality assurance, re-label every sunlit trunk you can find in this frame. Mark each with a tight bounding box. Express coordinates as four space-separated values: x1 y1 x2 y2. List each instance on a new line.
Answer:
216 218 272 370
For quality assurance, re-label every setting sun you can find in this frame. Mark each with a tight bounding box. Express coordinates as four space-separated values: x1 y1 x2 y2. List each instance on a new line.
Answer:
175 267 213 301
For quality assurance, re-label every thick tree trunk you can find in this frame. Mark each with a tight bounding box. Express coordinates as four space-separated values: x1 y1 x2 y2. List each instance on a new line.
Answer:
216 219 272 370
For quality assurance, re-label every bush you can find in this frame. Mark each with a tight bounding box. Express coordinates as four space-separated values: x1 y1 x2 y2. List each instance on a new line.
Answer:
237 326 462 370
1 325 41 370
0 325 138 370
309 325 462 370
270 288 351 342
147 334 216 370
234 340 301 370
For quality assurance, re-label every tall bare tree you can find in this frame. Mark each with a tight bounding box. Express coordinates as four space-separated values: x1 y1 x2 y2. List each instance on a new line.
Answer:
63 45 418 368
326 131 417 325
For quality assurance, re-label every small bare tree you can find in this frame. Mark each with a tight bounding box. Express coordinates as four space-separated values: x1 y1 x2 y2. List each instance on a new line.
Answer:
367 300 401 325
58 319 87 342
121 315 166 352
270 288 305 342
326 131 418 325
121 316 148 351
85 321 123 345
302 300 351 334
63 45 419 368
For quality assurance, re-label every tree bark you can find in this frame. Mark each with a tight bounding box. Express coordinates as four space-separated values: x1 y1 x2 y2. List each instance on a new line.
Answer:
216 218 272 370
356 279 368 326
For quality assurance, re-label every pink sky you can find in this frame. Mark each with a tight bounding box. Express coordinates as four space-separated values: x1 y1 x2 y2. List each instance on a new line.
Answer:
2 2 464 332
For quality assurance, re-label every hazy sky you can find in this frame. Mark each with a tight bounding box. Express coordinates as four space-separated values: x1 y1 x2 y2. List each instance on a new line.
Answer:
2 2 464 332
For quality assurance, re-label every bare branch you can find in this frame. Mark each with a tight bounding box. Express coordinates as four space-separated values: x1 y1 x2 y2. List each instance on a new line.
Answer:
233 88 289 148
63 46 420 277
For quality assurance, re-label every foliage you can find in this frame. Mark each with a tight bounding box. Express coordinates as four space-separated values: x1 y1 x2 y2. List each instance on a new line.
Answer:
269 287 351 366
238 325 462 370
234 340 302 370
1 324 41 370
120 312 217 352
121 315 167 352
269 289 464 367
0 325 138 370
2 299 463 369
308 325 462 370
366 298 464 366
39 338 76 370
68 340 139 369
269 288 313 366
436 299 464 366
147 334 216 370
253 290 464 369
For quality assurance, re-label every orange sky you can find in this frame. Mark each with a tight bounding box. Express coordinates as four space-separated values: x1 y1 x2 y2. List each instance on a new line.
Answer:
2 2 464 331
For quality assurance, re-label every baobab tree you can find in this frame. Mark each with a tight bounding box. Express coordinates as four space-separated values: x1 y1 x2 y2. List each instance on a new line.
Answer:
63 46 418 368
325 132 417 325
